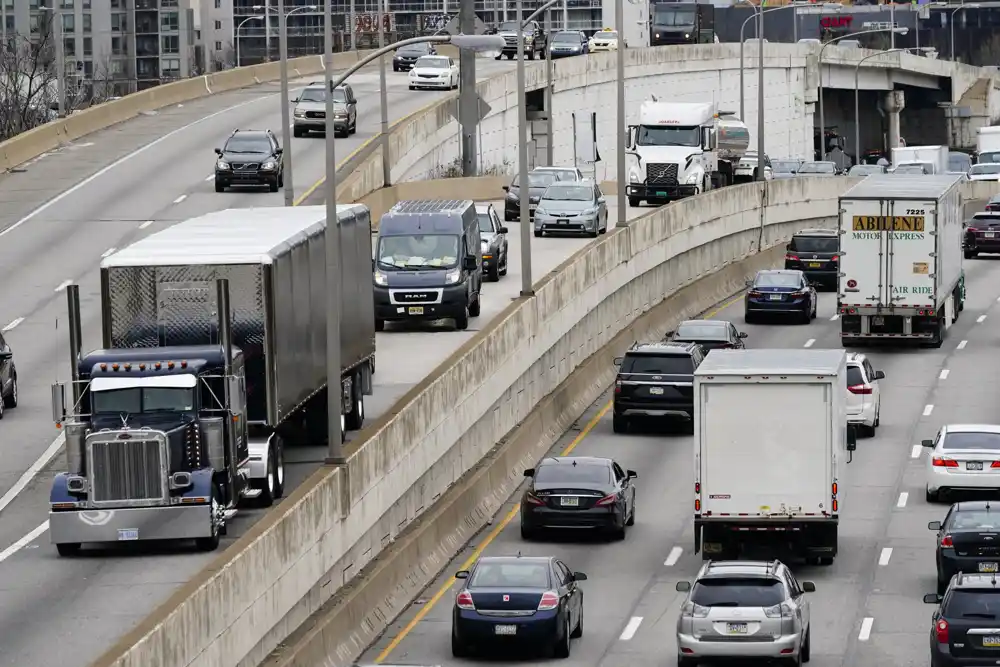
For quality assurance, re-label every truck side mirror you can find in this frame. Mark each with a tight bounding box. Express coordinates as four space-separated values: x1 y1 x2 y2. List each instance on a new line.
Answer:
51 383 67 423
627 124 638 149
846 424 858 451
613 356 624 366
523 468 535 477
502 185 510 192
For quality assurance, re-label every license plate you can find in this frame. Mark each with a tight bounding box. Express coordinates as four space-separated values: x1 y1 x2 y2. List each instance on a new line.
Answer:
980 562 999 573
560 496 579 507
649 386 664 395
808 262 822 268
558 219 569 224
118 528 139 541
769 294 782 301
407 306 424 315
872 316 884 326
986 232 996 238
727 623 748 634
968 461 984 471
494 624 517 636
655 191 668 197
983 635 1000 647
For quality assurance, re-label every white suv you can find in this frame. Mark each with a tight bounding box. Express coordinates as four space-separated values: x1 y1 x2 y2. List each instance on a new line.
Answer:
675 560 815 666
846 352 883 438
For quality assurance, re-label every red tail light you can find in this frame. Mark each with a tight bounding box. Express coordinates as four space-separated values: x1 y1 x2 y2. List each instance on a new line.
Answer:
785 253 800 261
968 227 979 232
936 618 950 643
831 255 839 262
456 591 475 610
991 461 1000 468
847 384 872 395
932 458 959 468
615 379 622 394
749 290 762 298
525 492 544 505
595 494 617 507
941 534 954 548
538 591 560 610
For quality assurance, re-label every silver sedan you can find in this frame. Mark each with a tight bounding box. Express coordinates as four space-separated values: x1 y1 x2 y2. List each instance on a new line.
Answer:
533 181 608 238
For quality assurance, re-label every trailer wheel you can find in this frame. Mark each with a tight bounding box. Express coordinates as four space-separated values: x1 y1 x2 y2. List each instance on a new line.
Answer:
257 439 284 506
345 372 365 431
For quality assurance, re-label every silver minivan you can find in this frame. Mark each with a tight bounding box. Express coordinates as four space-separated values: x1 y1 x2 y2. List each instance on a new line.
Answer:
675 561 815 666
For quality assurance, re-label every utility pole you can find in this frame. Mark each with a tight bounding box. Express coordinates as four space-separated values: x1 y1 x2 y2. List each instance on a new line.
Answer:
459 0 478 176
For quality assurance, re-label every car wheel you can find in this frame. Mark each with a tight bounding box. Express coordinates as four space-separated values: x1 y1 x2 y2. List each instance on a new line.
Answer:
802 626 811 662
194 485 223 552
874 403 880 428
571 598 584 638
926 486 940 503
612 413 628 433
409 85 415 90
0 394 4 419
552 618 571 658
626 499 635 526
744 311 756 325
677 658 697 667
499 250 508 276
455 307 470 331
56 542 81 557
3 374 16 408
520 522 534 540
488 262 500 281
269 179 279 193
469 296 481 318
610 517 626 541
375 318 384 332
937 573 950 595
534 229 543 238
451 632 470 658
215 181 225 193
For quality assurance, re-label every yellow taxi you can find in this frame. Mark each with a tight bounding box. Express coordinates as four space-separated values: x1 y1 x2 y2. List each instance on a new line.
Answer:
588 28 619 52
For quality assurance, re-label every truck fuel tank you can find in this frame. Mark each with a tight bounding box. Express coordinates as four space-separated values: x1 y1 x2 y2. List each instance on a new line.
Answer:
716 117 750 160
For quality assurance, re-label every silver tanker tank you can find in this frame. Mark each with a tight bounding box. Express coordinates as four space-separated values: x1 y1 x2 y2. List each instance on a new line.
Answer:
716 116 751 161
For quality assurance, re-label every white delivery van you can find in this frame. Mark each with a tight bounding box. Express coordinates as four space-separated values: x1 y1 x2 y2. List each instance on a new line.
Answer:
693 349 856 565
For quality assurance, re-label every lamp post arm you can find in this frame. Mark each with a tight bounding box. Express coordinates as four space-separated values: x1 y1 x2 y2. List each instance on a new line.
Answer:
522 0 562 28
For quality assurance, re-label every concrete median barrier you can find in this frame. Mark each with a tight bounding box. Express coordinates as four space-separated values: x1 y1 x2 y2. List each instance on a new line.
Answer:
89 176 855 667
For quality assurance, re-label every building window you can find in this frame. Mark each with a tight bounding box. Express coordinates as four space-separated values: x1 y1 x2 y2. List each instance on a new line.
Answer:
83 0 91 7
30 0 40 9
63 37 75 56
215 20 222 30
29 14 39 32
162 0 179 6
83 13 91 33
83 60 93 76
162 58 181 77
111 13 126 32
112 36 126 55
4 15 13 33
83 36 92 55
161 35 179 54
215 0 220 6
60 0 74 8
215 40 222 50
62 13 75 34
160 11 179 31
112 59 125 75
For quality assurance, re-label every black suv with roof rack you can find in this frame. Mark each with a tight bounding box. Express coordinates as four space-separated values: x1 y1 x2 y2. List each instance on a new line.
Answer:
924 571 1000 666
214 129 284 193
611 341 703 433
784 228 839 289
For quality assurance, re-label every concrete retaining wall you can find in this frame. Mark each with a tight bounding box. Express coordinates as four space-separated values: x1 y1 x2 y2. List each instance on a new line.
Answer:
89 176 855 667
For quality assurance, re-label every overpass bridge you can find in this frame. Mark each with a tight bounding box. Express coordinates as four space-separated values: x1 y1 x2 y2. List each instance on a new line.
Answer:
0 40 996 667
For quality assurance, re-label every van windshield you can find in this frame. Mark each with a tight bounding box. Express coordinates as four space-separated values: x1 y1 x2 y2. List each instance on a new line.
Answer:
378 234 460 269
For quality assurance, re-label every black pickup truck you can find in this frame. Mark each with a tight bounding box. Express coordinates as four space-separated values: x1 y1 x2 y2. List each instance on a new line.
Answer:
494 20 546 60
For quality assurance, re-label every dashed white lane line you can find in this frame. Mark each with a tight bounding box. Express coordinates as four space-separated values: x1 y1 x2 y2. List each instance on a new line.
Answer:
923 404 934 417
664 546 683 567
978 314 987 324
858 617 875 641
620 616 643 641
830 314 839 321
173 194 187 204
939 369 950 380
957 340 968 350
897 492 909 508
878 547 893 566
53 279 73 292
205 174 214 181
911 445 922 459
139 220 153 229
100 247 116 259
0 522 49 564
804 338 815 348
1 317 23 332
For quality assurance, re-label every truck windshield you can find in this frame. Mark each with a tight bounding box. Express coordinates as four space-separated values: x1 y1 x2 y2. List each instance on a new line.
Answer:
378 234 460 269
92 387 195 414
653 8 696 26
980 152 1000 164
498 21 519 31
971 164 1000 175
636 125 700 147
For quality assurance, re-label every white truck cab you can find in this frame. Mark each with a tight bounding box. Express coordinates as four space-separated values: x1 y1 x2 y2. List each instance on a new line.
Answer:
624 100 749 208
891 145 948 175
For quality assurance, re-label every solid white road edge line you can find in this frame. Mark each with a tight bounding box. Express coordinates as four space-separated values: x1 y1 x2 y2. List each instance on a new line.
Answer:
804 339 815 348
878 547 893 566
664 546 683 567
830 314 839 321
897 492 908 508
957 340 968 350
923 404 934 417
53 279 73 292
173 194 187 204
911 445 922 459
0 433 65 516
100 247 116 259
139 220 153 229
1 317 23 333
978 315 987 323
939 369 950 380
0 522 49 564
858 617 874 641
620 616 643 641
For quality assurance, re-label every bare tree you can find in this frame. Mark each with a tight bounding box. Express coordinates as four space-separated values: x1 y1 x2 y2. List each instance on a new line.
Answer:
87 52 131 103
209 40 236 72
0 22 58 141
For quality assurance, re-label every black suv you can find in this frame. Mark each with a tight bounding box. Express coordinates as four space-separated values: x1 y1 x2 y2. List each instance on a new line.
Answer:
924 572 1000 667
929 501 1000 595
611 341 703 433
964 211 1000 258
214 129 284 193
0 330 18 420
784 228 839 289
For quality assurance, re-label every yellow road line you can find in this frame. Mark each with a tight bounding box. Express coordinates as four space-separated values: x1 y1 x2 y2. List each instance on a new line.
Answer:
373 292 745 663
292 138 374 206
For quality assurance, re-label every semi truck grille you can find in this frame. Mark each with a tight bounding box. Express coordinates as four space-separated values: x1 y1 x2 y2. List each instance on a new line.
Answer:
90 439 163 502
647 163 679 185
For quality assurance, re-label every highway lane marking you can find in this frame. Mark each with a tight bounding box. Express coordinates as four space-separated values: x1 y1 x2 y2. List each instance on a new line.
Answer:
978 315 987 323
858 617 874 641
1 317 23 332
923 404 934 417
897 492 908 508
101 247 116 259
878 547 893 566
619 616 643 641
53 279 73 292
939 369 950 380
0 434 65 518
173 194 187 204
0 94 274 240
139 220 153 229
371 401 610 663
830 314 839 321
664 546 683 567
911 445 922 459
0 522 49 564
205 174 214 181
957 339 968 350
803 338 815 348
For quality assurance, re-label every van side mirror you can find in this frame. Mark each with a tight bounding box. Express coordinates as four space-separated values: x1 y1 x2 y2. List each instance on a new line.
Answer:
928 521 942 531
573 572 588 581
922 439 935 448
627 469 638 478
291 97 299 103
0 350 12 360
613 356 623 366
846 424 857 451
214 148 222 156
463 255 477 271
499 226 509 234
455 570 469 579
502 185 510 192
924 593 943 604
523 468 534 477
738 332 748 339
675 581 691 592
802 581 816 593
874 370 885 380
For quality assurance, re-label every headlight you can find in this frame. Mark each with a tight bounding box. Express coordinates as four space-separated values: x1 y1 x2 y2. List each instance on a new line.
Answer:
629 172 640 183
535 207 547 216
262 160 276 170
445 268 461 284
686 173 700 184
506 191 518 201
409 70 417 77
293 109 306 117
582 207 598 215
373 270 388 286
684 33 690 39
217 160 230 170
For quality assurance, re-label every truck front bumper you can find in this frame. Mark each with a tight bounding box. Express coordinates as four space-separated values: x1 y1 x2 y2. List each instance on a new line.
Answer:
626 183 697 199
49 504 212 545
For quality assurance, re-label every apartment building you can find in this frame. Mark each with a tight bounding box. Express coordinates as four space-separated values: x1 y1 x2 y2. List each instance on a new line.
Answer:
1 0 197 95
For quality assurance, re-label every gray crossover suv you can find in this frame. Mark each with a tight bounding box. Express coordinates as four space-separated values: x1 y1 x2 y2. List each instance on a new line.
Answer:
675 560 815 666
292 82 357 138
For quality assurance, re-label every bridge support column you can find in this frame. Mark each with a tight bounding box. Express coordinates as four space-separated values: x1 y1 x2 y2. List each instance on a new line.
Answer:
885 90 905 150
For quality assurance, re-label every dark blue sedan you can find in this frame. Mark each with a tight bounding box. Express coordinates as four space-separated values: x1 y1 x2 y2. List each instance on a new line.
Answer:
451 555 586 658
744 269 817 324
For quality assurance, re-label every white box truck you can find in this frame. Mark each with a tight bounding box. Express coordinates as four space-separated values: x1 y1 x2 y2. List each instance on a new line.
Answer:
837 174 965 347
891 145 949 174
693 349 856 565
977 126 1000 164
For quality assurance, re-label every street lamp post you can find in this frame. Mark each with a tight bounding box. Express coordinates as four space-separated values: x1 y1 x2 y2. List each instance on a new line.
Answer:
819 27 908 162
950 4 979 61
39 8 66 117
854 47 930 164
321 33 504 460
235 16 264 68
615 0 626 219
